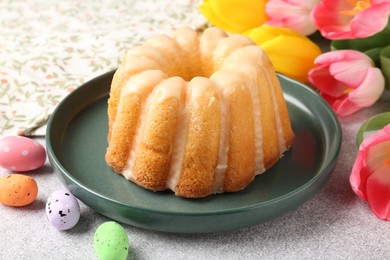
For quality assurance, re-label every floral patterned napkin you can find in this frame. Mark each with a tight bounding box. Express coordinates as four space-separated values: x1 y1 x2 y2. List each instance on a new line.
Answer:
0 0 205 137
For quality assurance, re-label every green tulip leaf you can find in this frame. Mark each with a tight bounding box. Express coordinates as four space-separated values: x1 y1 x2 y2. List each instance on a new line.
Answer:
363 47 383 67
356 112 390 147
380 45 390 89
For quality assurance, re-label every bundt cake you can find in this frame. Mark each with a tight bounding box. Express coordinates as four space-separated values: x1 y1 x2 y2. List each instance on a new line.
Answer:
105 27 295 198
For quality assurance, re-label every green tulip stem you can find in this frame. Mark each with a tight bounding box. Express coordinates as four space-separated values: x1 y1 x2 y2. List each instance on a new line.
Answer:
380 45 390 89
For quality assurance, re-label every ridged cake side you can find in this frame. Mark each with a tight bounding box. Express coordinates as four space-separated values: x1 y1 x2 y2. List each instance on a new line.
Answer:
106 27 295 198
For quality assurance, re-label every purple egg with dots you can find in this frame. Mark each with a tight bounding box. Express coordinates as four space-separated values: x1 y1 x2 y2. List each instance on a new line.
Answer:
46 190 80 231
0 136 46 172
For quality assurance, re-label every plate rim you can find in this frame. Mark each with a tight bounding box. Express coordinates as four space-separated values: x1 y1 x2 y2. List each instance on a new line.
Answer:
46 70 342 218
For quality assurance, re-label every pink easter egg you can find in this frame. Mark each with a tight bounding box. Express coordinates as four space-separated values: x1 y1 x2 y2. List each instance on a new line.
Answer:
0 136 46 172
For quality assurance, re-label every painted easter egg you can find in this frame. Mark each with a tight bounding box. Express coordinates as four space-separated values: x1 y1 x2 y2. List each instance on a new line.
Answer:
0 136 46 172
0 174 38 206
94 221 129 260
46 190 80 231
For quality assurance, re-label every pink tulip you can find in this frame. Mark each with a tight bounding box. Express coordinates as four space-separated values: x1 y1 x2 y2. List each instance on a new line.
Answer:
311 0 390 40
350 124 390 220
265 0 319 36
308 50 385 116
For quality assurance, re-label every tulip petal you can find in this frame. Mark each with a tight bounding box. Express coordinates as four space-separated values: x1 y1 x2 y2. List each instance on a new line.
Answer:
265 0 318 35
199 0 268 33
366 163 390 220
332 96 363 116
331 23 390 57
245 25 307 45
350 3 390 39
329 60 372 88
245 25 321 82
350 125 390 202
348 67 385 106
360 125 390 152
350 151 370 200
332 68 384 116
366 140 390 173
314 50 372 65
318 92 339 107
308 66 348 97
266 16 317 36
312 0 390 40
311 0 351 39
260 34 321 81
245 27 282 46
309 50 384 116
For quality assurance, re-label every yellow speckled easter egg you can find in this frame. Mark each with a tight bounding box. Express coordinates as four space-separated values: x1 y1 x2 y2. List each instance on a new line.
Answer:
0 174 38 206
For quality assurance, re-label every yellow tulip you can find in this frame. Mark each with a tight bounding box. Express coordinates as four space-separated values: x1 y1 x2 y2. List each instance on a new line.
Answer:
199 0 268 33
244 25 322 82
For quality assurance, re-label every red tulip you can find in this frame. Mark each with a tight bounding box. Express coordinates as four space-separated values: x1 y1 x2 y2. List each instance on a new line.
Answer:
311 0 390 40
350 124 390 220
308 50 385 116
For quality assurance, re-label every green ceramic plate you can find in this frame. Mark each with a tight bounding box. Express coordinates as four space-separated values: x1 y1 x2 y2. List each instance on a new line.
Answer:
46 70 341 234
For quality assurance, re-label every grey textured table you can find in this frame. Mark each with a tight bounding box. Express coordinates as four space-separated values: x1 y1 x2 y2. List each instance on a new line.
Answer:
2 93 390 260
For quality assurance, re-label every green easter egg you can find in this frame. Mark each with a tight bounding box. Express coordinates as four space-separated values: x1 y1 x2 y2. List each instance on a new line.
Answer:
94 221 129 260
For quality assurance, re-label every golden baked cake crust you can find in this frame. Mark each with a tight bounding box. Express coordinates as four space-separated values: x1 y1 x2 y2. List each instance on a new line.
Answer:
105 27 295 198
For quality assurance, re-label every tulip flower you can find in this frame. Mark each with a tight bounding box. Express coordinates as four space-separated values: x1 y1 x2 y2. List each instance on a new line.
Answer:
265 0 319 36
331 21 390 88
350 124 390 220
199 0 268 33
309 50 385 116
244 25 322 82
311 0 390 40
